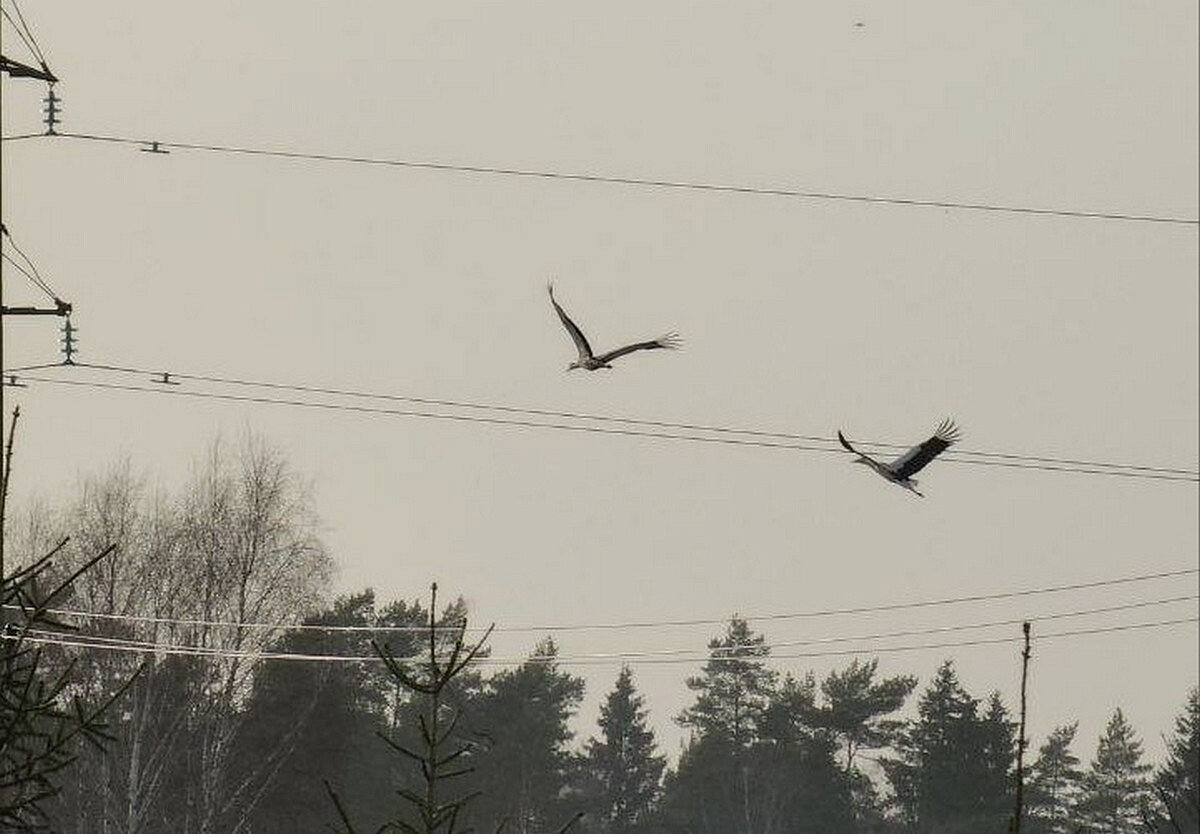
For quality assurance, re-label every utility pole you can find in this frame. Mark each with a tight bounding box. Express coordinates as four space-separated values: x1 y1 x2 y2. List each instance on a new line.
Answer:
1010 621 1032 834
1 38 62 578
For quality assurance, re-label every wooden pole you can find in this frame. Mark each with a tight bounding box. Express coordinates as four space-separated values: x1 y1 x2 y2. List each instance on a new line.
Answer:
1011 621 1032 834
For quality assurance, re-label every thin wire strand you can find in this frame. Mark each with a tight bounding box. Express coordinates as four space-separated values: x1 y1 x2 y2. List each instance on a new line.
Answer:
9 374 1198 483
1 226 60 299
1 252 56 301
44 131 1200 227
24 594 1196 663
0 133 45 142
7 0 46 64
11 617 1197 666
17 566 1198 635
50 361 1198 477
0 5 38 63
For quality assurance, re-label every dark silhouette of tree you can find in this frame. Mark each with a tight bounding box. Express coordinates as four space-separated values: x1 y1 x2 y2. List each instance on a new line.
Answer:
813 658 916 774
234 591 394 834
1143 687 1199 833
327 583 493 834
1026 723 1083 834
582 666 665 832
0 408 138 830
662 621 856 834
1076 708 1151 833
465 637 584 834
677 617 776 749
883 660 1010 833
980 691 1017 819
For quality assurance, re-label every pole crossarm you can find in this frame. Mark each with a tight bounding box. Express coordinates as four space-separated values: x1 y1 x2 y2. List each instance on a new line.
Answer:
0 55 55 83
1 301 71 317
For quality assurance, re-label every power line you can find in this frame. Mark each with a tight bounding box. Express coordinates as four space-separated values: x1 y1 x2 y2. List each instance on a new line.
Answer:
18 566 1198 635
5 370 1196 483
5 0 47 65
2 250 56 302
24 593 1196 664
10 616 1197 667
18 130 1195 227
1 225 62 301
43 360 1195 478
0 5 38 63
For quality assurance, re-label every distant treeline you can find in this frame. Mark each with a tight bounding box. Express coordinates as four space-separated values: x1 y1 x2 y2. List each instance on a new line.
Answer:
6 435 1196 834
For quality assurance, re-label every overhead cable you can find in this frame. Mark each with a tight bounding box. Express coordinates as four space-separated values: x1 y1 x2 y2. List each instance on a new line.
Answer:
10 617 1198 666
15 130 1196 227
4 371 1197 483
41 360 1197 478
18 594 1197 663
17 566 1197 635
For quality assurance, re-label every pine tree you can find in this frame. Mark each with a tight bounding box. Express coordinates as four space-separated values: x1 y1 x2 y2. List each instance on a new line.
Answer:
661 670 856 834
677 616 776 748
666 617 776 834
1026 723 1083 834
1076 708 1151 834
584 666 665 833
813 658 916 773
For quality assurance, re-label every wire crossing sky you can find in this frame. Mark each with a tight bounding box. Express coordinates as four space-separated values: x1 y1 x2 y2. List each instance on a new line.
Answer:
1 130 1196 226
4 366 1195 483
10 617 1198 667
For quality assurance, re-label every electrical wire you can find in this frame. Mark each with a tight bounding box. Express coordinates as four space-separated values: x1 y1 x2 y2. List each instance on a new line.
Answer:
1 252 56 302
7 372 1197 483
33 131 1198 227
16 566 1197 635
18 594 1196 664
35 360 1194 478
1 225 61 300
8 617 1197 666
0 5 38 62
6 0 47 65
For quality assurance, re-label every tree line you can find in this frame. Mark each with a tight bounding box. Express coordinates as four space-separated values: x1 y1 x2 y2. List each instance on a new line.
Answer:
3 435 1196 833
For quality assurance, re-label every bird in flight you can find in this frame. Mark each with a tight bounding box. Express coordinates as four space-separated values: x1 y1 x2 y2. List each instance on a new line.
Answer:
837 419 961 497
548 284 681 371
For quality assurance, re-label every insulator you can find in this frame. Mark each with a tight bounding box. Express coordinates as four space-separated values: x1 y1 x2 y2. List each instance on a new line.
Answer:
59 317 76 363
41 87 61 135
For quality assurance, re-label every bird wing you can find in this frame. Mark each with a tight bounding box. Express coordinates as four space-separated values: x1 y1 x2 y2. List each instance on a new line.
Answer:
547 284 593 361
593 333 681 365
837 430 863 456
889 419 961 479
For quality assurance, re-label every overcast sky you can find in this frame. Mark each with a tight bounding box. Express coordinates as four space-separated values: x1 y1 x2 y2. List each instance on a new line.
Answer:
2 1 1197 762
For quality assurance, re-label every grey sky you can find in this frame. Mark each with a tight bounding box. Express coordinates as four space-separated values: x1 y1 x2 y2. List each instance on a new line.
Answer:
2 1 1197 762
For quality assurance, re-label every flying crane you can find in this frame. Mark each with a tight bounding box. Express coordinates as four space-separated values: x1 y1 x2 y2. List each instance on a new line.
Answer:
838 419 961 497
548 284 680 371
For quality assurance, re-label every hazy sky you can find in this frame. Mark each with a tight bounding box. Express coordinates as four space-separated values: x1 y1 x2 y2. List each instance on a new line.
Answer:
2 1 1197 763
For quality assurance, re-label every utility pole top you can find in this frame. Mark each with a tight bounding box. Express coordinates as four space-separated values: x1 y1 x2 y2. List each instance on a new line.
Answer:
1 299 72 317
0 55 56 83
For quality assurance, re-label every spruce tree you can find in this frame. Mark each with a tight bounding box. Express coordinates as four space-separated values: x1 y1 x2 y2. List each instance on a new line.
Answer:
466 637 586 833
584 666 665 832
979 691 1016 816
882 660 1008 833
1076 708 1151 834
1147 688 1198 832
1026 723 1083 834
